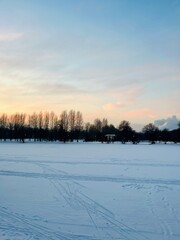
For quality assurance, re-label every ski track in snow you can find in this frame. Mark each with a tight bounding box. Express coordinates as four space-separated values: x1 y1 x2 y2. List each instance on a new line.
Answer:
35 162 150 240
0 206 98 240
146 188 171 240
0 144 180 240
0 161 150 240
1 158 180 168
0 170 180 186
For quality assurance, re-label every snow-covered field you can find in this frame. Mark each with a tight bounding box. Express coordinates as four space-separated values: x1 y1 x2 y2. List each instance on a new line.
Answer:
0 142 180 240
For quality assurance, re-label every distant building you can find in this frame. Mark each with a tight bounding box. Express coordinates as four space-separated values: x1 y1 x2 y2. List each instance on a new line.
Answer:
105 134 116 143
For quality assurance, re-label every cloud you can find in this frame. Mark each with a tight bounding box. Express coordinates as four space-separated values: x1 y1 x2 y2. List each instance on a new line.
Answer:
0 32 23 41
154 115 179 130
107 85 143 99
122 108 158 119
0 81 87 98
34 83 87 95
102 85 143 112
103 102 125 111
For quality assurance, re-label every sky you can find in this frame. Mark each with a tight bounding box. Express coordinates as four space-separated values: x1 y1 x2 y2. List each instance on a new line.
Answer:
0 0 180 130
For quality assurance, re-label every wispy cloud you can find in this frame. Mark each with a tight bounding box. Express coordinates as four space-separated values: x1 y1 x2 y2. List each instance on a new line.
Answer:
122 108 158 120
0 32 23 41
33 83 87 95
0 81 87 98
102 85 143 111
103 102 125 111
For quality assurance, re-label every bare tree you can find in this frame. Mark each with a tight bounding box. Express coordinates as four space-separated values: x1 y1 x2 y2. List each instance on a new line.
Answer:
37 112 43 141
68 110 76 141
75 111 83 142
43 112 50 130
102 118 108 128
94 118 102 132
49 111 56 129
0 114 8 141
8 113 26 142
28 113 38 141
59 110 69 142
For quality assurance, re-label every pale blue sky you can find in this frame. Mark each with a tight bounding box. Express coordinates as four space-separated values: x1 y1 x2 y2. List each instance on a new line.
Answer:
0 0 180 129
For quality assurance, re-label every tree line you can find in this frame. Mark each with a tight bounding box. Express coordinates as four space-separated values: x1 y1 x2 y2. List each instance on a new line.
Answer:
0 111 180 144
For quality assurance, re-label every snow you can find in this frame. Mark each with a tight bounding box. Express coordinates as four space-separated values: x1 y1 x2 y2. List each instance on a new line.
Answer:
0 142 180 240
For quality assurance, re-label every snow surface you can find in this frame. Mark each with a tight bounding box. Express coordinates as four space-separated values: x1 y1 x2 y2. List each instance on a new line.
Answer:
0 142 180 240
